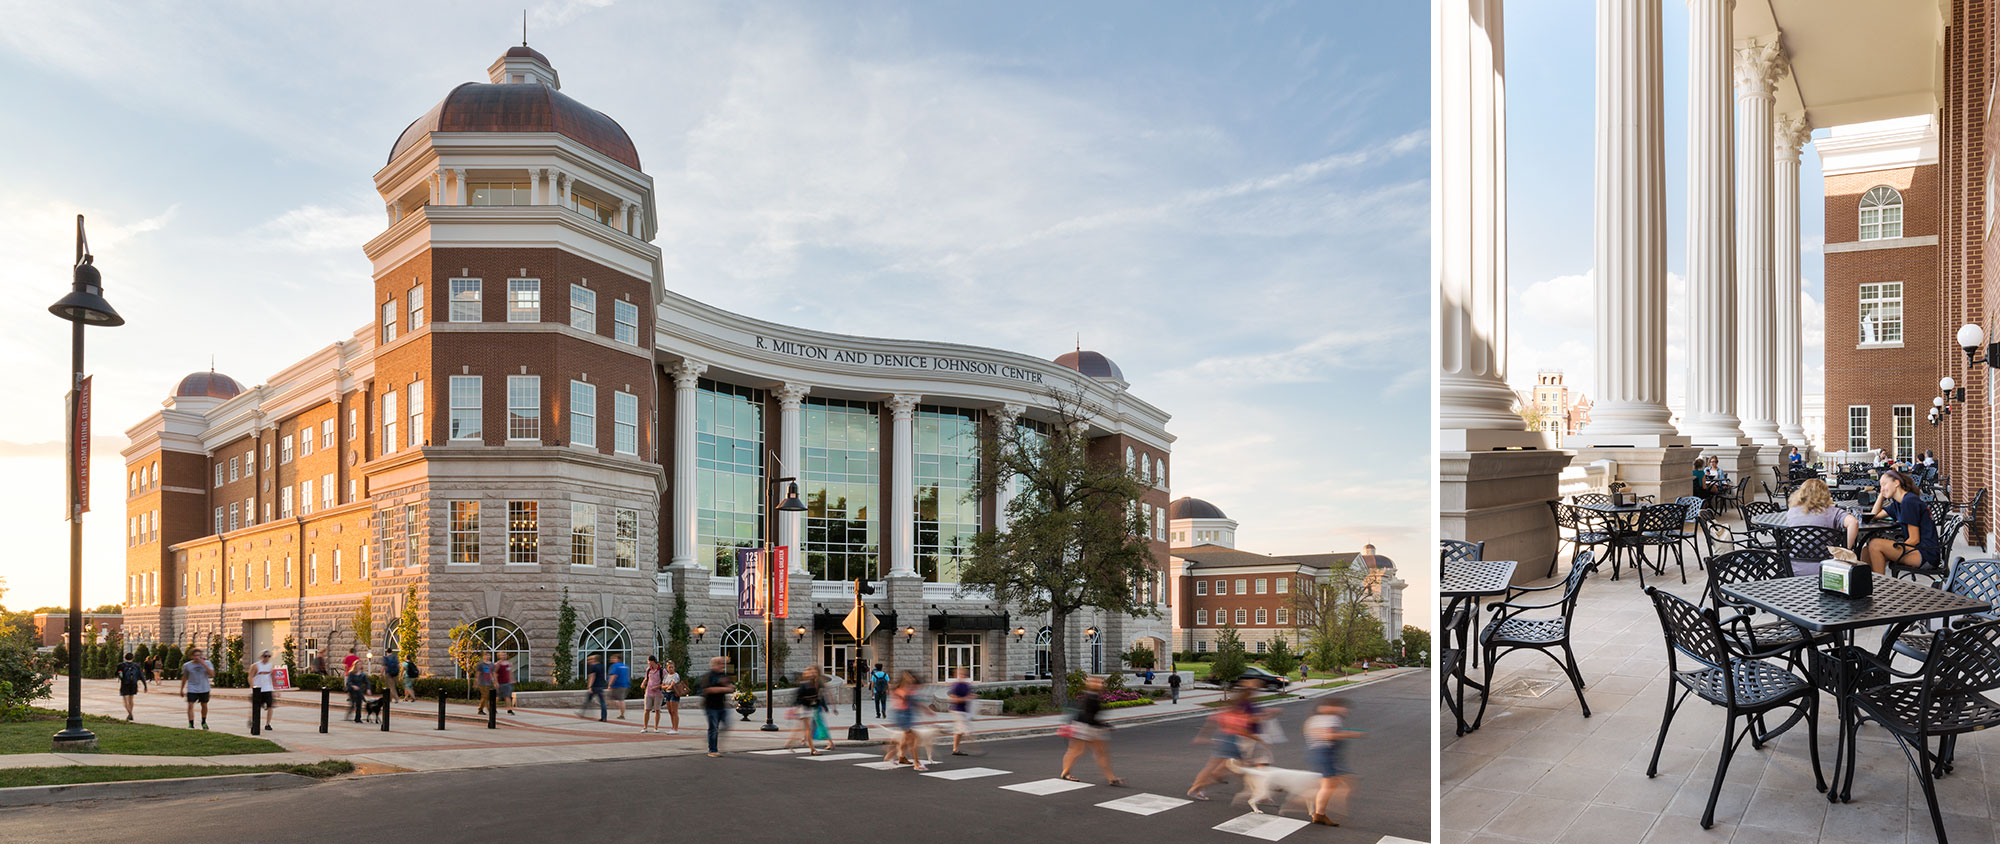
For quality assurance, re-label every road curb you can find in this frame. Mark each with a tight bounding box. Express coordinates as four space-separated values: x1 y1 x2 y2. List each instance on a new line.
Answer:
959 669 1420 743
0 771 316 808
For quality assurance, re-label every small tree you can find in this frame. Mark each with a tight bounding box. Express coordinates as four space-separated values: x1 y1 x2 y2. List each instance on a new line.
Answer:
1400 625 1432 667
446 622 483 679
351 595 375 656
553 589 577 686
961 388 1158 709
396 586 422 665
50 642 68 675
225 634 245 677
1263 635 1300 677
1210 624 1248 682
666 593 692 674
281 635 297 675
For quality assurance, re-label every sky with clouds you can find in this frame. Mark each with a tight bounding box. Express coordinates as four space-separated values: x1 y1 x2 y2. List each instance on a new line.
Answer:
1504 2 1826 418
0 1 1431 625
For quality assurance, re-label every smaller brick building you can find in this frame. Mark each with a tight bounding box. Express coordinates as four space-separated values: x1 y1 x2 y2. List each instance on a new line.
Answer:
32 613 122 649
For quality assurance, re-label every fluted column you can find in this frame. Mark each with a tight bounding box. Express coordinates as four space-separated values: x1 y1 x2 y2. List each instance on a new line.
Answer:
1734 41 1786 446
886 394 919 578
1436 0 1543 450
1774 113 1811 445
1572 0 1682 446
775 383 809 566
452 169 467 206
669 361 707 570
1681 0 1746 445
992 403 1025 529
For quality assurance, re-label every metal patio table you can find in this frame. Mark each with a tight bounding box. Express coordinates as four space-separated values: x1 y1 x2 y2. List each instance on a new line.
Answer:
1719 575 1991 803
1748 512 1901 549
1576 501 1659 581
1440 560 1517 733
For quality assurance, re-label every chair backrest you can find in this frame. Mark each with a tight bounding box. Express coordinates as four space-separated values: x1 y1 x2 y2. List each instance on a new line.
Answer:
1551 550 1597 620
1573 493 1612 507
1918 619 2000 719
1774 524 1847 565
1741 501 1782 521
1935 514 1966 557
1440 539 1485 564
1637 502 1685 532
1675 496 1706 523
1547 500 1580 530
1970 488 1987 516
1647 588 1734 696
1702 549 1790 612
1926 500 1953 527
1945 558 2000 617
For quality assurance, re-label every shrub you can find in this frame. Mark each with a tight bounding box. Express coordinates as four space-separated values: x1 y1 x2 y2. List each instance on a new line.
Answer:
1264 636 1301 677
1102 698 1154 710
1064 670 1088 699
1121 647 1156 670
1103 670 1127 692
0 637 54 719
1210 625 1248 683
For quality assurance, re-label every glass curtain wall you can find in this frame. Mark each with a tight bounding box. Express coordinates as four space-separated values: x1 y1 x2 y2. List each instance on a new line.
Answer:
696 380 764 576
914 405 981 583
802 398 880 582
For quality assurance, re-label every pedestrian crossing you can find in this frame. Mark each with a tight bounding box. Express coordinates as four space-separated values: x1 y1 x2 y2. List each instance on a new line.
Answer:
772 752 1396 841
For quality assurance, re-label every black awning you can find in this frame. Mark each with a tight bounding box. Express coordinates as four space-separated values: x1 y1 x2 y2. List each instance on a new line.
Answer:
809 610 897 633
928 611 1011 632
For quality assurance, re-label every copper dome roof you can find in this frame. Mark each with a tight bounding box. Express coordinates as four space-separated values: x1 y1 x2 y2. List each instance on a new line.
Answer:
1054 349 1123 381
175 371 244 400
1168 496 1227 521
388 81 641 170
504 45 551 64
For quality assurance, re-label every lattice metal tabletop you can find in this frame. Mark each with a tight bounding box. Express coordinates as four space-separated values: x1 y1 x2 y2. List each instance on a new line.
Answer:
1575 502 1647 515
1440 560 1518 599
1748 513 1898 533
1720 575 1992 634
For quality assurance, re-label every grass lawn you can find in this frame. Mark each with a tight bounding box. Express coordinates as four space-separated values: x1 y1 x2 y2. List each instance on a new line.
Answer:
0 709 283 756
0 760 352 789
1306 680 1356 690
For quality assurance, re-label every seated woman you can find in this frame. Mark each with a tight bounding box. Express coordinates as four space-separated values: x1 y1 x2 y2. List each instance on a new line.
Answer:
1783 478 1858 577
1691 458 1712 504
1860 468 1941 575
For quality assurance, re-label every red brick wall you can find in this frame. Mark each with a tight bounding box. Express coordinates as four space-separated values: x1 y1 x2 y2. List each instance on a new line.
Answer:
1823 167 1943 459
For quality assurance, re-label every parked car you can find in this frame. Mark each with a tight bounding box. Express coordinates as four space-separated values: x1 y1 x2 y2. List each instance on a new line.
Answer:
1236 666 1290 690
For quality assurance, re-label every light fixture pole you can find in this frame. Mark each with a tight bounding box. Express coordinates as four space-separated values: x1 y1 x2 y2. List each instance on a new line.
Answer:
762 473 807 732
848 575 874 741
48 215 124 751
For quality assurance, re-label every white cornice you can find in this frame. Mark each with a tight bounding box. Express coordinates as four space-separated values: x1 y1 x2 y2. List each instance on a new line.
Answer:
363 206 664 297
1816 116 1938 176
1824 234 1938 253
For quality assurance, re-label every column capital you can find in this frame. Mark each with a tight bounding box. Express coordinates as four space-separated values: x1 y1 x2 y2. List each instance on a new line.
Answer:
774 383 810 408
669 360 707 388
995 402 1026 424
1732 39 1787 100
887 394 920 416
1773 112 1811 161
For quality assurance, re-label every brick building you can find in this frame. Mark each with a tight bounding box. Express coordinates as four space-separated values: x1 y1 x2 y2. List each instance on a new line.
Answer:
31 613 122 649
119 44 1175 684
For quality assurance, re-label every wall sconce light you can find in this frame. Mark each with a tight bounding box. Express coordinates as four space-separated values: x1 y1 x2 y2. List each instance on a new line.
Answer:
794 625 807 642
693 625 707 643
902 625 916 643
1085 626 1098 638
1958 324 1999 368
1012 627 1026 642
1941 376 1966 404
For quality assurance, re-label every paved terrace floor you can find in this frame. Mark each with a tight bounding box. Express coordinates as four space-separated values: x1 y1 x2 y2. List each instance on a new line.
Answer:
1442 523 2000 844
11 670 1412 774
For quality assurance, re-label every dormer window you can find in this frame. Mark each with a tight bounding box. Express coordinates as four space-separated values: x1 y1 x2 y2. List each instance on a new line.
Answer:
470 182 533 206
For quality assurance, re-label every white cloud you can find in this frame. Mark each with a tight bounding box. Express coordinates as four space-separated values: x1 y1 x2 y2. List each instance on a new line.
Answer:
245 204 383 254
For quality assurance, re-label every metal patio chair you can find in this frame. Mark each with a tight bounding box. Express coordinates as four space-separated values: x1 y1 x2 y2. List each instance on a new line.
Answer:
1850 618 2000 844
1475 551 1598 726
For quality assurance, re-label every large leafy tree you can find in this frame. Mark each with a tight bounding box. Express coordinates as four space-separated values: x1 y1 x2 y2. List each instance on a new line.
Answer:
1400 625 1432 667
1292 561 1388 670
962 388 1156 709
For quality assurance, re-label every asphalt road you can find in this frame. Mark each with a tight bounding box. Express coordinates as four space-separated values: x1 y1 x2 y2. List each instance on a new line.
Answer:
0 672 1430 844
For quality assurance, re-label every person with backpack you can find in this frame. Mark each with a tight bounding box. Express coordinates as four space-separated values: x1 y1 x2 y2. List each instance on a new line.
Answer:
404 660 421 702
116 652 142 720
382 650 403 703
1168 671 1182 704
641 656 668 734
870 663 890 719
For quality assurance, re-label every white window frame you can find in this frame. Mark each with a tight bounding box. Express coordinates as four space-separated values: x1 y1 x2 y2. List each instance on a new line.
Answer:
450 501 480 565
1277 577 1289 594
508 500 539 564
507 278 540 323
299 426 313 458
1195 580 1207 596
508 376 540 441
382 391 399 455
229 456 239 482
1848 406 1871 452
323 419 335 450
408 381 424 448
299 479 313 516
1255 608 1268 625
381 299 397 343
1195 609 1207 626
570 380 596 448
571 502 597 566
308 552 317 585
615 508 638 568
613 391 638 455
1857 281 1904 347
1859 185 1903 241
408 283 424 330
229 502 240 532
1893 405 1915 462
1235 608 1247 625
1235 578 1247 595
450 278 481 322
215 465 224 488
1276 607 1289 625
333 548 343 583
613 299 638 345
569 284 596 333
322 473 335 510
279 486 293 519
1255 578 1268 594
281 435 293 464
450 376 482 440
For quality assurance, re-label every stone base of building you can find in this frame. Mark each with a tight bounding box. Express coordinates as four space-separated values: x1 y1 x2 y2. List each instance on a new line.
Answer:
1440 447 1574 585
1569 444 1698 506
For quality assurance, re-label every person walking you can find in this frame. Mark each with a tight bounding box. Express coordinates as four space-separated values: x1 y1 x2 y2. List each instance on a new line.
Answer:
494 653 515 715
344 659 369 722
700 656 735 757
793 665 835 754
249 649 278 731
139 653 152 693
1187 685 1258 800
382 649 404 704
641 656 667 733
870 663 890 719
1305 697 1362 827
1168 671 1182 704
342 646 359 674
662 660 683 734
886 670 929 771
405 660 421 702
579 653 609 721
1058 676 1121 785
607 653 631 720
179 648 213 729
310 651 327 677
945 667 977 756
473 652 497 715
114 652 142 720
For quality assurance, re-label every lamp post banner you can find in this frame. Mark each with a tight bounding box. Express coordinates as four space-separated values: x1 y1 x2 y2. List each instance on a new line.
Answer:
736 548 762 618
773 547 789 617
74 376 90 516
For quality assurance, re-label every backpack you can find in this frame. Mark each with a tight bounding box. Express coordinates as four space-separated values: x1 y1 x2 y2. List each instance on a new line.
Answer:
871 671 889 693
118 662 140 683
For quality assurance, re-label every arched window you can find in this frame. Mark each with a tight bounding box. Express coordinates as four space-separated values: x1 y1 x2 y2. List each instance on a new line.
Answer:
1859 186 1903 240
462 617 530 681
1125 446 1134 470
719 624 760 681
1034 627 1053 678
578 618 631 679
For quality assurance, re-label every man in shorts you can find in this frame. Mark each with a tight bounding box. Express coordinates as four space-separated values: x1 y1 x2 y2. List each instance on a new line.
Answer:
946 667 977 756
179 648 214 729
116 652 142 720
494 653 516 715
641 655 666 733
607 653 631 720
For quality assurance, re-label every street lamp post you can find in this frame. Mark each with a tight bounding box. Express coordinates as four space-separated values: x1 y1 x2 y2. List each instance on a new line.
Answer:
48 215 124 752
848 576 874 742
762 475 807 732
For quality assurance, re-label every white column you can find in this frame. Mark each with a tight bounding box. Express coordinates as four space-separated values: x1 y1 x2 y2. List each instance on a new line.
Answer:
559 172 572 205
669 361 707 570
536 168 552 204
992 403 1025 528
1571 0 1681 445
453 169 468 206
775 383 809 565
1774 112 1811 444
887 394 919 578
1681 0 1746 446
430 170 444 206
1734 41 1787 447
1436 0 1543 450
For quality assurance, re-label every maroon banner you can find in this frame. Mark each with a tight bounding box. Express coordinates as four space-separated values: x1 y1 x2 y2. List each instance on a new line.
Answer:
772 546 789 617
74 376 91 516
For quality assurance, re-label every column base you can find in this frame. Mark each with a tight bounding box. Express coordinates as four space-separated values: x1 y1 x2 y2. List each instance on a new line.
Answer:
1440 447 1573 585
1568 444 1699 505
1441 427 1551 453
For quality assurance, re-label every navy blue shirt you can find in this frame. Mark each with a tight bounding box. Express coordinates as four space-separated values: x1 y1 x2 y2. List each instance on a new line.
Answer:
586 662 607 691
1890 492 1941 565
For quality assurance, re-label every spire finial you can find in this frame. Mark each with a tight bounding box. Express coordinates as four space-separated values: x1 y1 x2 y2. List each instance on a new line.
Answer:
522 9 528 46
1075 334 1081 354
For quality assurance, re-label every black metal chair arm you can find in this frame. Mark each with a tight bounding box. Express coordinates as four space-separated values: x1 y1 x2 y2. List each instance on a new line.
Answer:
1717 613 1806 662
1847 647 1925 681
1486 596 1566 614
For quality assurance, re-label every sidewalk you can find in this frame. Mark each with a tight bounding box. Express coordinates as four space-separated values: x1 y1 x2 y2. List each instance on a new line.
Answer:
12 669 1413 775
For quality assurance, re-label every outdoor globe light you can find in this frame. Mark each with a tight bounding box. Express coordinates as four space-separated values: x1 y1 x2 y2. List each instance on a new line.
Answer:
1941 376 1956 392
1960 323 1997 368
1936 396 1947 407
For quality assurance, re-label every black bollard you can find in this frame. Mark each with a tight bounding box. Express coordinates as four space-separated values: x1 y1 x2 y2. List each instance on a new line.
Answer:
320 688 330 734
488 695 497 730
381 691 391 732
250 691 261 736
437 688 447 730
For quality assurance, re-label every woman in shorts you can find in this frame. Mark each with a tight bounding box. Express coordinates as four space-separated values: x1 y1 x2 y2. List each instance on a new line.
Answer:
494 653 516 715
1305 697 1361 826
661 660 682 734
641 656 667 733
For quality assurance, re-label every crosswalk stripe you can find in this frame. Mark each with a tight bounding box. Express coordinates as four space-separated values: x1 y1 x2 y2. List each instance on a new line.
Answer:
796 752 876 761
921 766 1008 781
1213 813 1311 841
750 748 811 755
1000 778 1095 796
854 761 906 770
1374 838 1425 844
1095 793 1191 816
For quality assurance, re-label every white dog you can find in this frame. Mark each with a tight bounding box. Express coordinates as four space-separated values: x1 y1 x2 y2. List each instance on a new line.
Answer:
884 724 940 767
1225 759 1321 816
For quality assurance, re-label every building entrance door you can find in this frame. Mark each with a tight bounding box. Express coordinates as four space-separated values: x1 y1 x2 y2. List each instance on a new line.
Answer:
935 633 981 681
821 632 855 682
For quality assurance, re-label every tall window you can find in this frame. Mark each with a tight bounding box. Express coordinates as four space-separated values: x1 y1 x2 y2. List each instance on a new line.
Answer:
613 391 638 455
229 456 239 482
279 487 293 518
613 299 638 345
1195 609 1208 625
408 284 424 330
570 381 596 448
508 376 540 440
577 619 631 680
333 549 342 582
914 405 981 583
1195 580 1207 596
299 480 313 516
469 182 532 205
407 381 424 448
1848 406 1871 451
1893 405 1915 461
450 501 480 564
507 279 540 322
1857 282 1902 345
381 300 397 343
1235 608 1247 625
323 418 334 450
281 436 293 464
696 380 764 576
450 279 482 322
571 502 598 565
300 428 313 457
569 284 596 332
719 624 760 680
1276 607 1289 625
215 465 224 488
322 473 335 510
1255 608 1268 625
803 398 878 582
381 391 399 455
214 507 224 535
1859 185 1903 240
450 376 482 440
615 509 638 568
508 501 539 564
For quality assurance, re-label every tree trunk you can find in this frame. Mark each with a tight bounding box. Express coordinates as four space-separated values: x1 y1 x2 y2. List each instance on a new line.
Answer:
1048 610 1069 710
